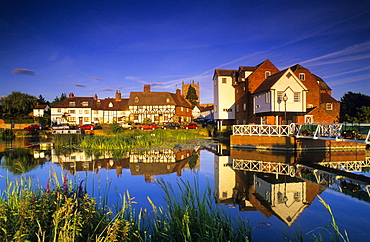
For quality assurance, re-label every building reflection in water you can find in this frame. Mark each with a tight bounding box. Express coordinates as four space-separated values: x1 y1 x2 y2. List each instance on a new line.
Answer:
51 148 200 182
214 145 370 226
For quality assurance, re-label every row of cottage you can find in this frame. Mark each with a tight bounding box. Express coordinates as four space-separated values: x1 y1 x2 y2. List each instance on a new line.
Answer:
48 85 202 126
37 59 340 127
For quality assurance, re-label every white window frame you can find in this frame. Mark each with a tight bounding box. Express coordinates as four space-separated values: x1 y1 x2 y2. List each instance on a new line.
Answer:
326 103 333 110
294 92 300 102
265 71 271 78
265 91 270 103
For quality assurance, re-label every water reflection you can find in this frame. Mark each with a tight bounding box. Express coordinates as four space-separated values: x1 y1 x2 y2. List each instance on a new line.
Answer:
50 148 200 182
1 139 369 230
214 146 370 226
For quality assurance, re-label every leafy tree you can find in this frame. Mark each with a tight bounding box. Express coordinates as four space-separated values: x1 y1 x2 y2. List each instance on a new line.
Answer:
0 91 37 118
36 94 49 105
185 85 198 106
50 93 67 107
340 92 370 122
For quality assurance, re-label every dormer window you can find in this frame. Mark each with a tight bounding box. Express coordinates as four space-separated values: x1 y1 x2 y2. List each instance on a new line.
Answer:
69 101 75 107
134 96 139 103
166 98 170 103
299 73 305 80
108 102 113 107
265 71 271 78
81 101 88 106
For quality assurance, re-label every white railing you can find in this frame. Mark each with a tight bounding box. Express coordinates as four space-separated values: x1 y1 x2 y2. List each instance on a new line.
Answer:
317 160 370 172
232 159 298 177
233 123 370 143
233 125 291 136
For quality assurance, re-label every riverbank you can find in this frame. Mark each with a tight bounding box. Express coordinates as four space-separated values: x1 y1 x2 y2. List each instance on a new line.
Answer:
0 173 347 241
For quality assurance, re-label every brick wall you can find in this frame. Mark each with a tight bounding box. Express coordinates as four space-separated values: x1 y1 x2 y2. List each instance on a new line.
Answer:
231 135 366 150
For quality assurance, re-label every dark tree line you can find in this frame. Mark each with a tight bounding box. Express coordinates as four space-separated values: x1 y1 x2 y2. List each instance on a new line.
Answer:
340 91 370 123
0 92 66 119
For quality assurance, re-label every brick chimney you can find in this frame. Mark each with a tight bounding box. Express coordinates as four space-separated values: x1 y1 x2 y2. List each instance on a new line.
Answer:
176 89 181 96
69 93 74 98
94 94 98 100
144 84 151 93
115 90 121 101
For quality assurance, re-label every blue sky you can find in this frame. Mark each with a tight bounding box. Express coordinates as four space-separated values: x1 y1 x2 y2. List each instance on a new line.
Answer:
0 0 369 104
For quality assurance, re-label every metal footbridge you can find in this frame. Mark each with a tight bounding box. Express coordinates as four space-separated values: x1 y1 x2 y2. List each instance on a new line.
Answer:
233 123 370 144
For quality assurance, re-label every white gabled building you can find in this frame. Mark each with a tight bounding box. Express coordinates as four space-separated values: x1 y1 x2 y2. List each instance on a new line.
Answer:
253 68 307 124
33 103 50 117
213 69 236 129
51 94 94 125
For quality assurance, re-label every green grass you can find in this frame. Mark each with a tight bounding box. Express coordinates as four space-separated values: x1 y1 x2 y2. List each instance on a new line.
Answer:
79 129 208 150
0 172 350 242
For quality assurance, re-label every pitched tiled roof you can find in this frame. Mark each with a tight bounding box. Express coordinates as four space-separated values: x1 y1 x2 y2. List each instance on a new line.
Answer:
199 105 214 112
92 98 129 111
214 69 237 76
253 69 287 94
321 92 338 103
290 64 308 71
128 91 192 108
34 104 48 109
314 74 331 91
52 97 94 108
239 66 257 71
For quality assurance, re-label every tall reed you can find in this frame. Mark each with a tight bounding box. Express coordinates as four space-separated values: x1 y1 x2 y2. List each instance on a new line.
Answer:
0 172 349 241
148 178 253 241
80 129 207 150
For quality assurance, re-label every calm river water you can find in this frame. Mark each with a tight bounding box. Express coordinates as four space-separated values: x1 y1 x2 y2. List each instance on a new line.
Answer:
1 137 370 241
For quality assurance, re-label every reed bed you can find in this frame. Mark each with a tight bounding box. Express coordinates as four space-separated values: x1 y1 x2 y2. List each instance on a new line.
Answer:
0 172 349 241
80 129 207 150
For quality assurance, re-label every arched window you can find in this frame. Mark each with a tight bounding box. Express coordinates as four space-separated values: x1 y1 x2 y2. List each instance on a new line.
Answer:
265 71 271 78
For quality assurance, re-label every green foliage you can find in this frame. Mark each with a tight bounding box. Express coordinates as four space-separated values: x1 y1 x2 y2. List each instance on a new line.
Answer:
0 91 37 118
0 174 349 241
50 93 67 107
4 117 34 124
53 134 85 148
35 115 51 127
36 94 48 104
185 85 198 106
0 173 109 241
0 129 15 141
340 92 370 123
79 129 206 150
149 178 252 241
142 118 152 124
0 148 42 174
110 122 122 134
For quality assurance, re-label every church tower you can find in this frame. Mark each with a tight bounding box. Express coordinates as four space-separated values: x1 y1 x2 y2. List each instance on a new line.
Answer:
182 80 200 105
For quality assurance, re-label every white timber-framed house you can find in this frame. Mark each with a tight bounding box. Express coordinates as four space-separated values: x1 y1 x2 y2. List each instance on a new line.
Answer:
128 85 193 124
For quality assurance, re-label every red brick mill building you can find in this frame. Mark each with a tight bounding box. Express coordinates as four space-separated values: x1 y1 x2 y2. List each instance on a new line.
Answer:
213 59 340 126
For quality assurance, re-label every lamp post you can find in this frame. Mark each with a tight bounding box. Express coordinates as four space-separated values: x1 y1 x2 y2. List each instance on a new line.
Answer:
283 93 288 125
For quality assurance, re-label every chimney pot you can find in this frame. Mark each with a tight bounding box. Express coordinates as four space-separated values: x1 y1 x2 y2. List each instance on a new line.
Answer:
144 85 151 93
116 90 122 101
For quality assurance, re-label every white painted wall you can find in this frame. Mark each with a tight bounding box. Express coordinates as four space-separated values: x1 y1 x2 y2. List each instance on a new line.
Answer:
214 155 235 202
214 75 235 120
254 70 307 114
